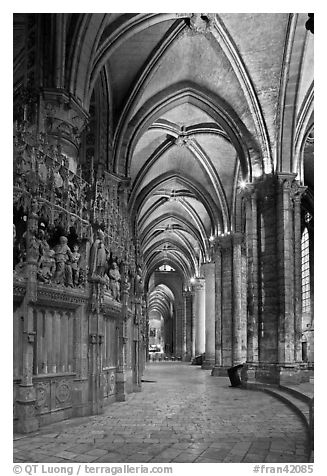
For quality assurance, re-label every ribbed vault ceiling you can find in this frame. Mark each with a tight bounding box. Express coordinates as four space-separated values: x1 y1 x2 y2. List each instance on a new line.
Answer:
97 13 311 289
13 13 313 290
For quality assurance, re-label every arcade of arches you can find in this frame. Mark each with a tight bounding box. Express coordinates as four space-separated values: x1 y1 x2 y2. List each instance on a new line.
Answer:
13 13 314 433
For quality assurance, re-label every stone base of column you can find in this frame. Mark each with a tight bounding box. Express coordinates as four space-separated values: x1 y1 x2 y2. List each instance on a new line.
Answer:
116 370 127 401
183 353 192 362
72 378 89 417
277 364 305 385
299 363 311 383
202 359 215 370
16 386 39 433
89 375 104 415
211 365 230 377
242 362 308 385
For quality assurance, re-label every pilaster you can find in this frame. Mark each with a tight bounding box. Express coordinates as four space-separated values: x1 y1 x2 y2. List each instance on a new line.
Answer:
16 200 39 433
88 275 105 414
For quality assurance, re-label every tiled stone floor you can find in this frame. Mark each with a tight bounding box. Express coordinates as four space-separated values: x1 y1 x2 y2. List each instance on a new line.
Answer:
13 363 309 463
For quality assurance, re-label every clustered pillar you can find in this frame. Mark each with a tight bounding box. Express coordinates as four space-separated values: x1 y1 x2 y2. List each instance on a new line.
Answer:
241 175 309 385
211 234 247 375
185 174 309 386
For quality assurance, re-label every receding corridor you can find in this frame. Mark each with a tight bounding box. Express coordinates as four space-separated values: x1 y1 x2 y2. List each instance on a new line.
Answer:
14 363 308 463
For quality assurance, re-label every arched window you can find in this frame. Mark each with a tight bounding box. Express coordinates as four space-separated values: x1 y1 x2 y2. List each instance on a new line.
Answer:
301 227 311 313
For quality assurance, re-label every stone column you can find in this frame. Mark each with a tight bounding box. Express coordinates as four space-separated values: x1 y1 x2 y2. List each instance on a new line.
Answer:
244 186 259 365
54 14 66 89
255 177 279 381
194 277 206 356
232 233 247 365
183 291 193 361
220 236 233 368
174 300 183 358
191 291 196 359
182 292 188 359
211 242 223 376
292 184 307 363
202 262 215 369
133 292 143 392
276 173 299 384
41 89 89 172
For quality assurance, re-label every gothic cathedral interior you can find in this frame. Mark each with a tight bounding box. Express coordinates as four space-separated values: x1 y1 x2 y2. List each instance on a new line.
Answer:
13 13 314 434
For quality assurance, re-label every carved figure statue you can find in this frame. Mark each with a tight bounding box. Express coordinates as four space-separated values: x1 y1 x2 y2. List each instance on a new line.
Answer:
77 241 87 287
53 236 73 286
37 249 56 283
109 262 121 301
27 232 41 262
37 229 50 259
134 265 144 295
89 229 107 279
71 244 81 286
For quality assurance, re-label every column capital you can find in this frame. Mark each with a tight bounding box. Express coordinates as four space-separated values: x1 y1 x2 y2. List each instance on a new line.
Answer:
201 261 215 272
239 183 257 201
217 234 233 249
276 172 297 190
291 183 307 203
232 232 245 246
192 277 205 291
182 290 193 298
